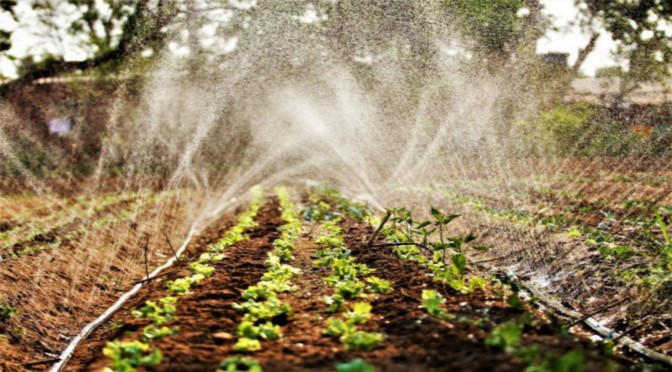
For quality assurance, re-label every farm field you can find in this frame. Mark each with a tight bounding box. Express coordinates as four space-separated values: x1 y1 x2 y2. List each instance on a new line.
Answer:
1 176 667 371
403 158 672 361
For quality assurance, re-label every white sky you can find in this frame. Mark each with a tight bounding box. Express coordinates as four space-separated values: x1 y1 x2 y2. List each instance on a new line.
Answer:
0 0 619 79
536 0 618 75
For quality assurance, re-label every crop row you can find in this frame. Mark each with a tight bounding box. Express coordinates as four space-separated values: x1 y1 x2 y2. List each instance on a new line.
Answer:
7 191 174 261
220 186 303 370
0 191 144 259
101 187 264 371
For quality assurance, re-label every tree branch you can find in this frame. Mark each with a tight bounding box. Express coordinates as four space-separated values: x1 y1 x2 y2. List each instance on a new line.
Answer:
573 32 599 74
0 0 175 97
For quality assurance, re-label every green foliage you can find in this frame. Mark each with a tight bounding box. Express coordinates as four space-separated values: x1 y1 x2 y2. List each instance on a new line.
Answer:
237 321 282 340
599 243 637 260
166 274 205 294
141 325 178 342
0 303 17 323
242 280 294 301
325 293 346 313
538 104 594 156
344 302 373 325
382 207 484 293
102 340 163 372
218 355 263 372
334 280 365 300
233 297 293 323
233 337 262 352
365 276 393 295
421 290 455 321
444 0 526 56
524 350 585 372
486 322 523 351
132 297 177 326
190 262 215 277
336 359 375 372
324 317 356 337
579 0 672 82
341 331 384 351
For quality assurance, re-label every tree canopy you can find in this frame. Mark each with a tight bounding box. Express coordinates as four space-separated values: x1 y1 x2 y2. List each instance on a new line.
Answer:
0 0 670 93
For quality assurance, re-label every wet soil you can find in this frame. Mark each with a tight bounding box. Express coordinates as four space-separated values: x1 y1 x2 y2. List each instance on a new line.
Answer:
0 192 212 371
70 199 631 371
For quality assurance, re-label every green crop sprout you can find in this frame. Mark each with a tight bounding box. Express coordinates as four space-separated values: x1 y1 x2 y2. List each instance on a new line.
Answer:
233 337 262 352
102 340 163 371
218 355 263 372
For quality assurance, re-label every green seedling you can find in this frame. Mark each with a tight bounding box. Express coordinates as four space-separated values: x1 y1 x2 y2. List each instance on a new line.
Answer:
486 321 523 352
233 298 293 323
421 289 455 320
335 280 365 300
190 262 215 277
344 302 373 325
341 331 384 351
166 274 205 294
237 320 282 340
132 297 178 325
324 317 356 337
218 355 263 372
102 340 162 371
336 359 375 372
233 337 262 352
142 325 178 341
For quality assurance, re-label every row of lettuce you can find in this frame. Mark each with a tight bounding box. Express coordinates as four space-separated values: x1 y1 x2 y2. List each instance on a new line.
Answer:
102 187 264 371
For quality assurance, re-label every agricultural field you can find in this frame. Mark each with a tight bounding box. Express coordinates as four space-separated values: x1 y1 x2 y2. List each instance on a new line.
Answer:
1 178 668 371
1 1 672 371
404 159 672 362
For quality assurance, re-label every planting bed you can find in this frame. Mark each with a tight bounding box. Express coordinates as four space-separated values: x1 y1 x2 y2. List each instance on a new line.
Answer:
43 186 635 371
402 159 672 360
0 187 207 370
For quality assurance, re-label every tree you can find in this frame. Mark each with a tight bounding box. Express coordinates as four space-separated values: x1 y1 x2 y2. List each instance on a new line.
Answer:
0 0 16 53
577 0 672 97
0 0 178 95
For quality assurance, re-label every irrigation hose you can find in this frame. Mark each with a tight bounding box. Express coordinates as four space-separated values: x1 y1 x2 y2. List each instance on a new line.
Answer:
474 260 672 366
502 268 672 366
363 202 672 366
49 228 198 372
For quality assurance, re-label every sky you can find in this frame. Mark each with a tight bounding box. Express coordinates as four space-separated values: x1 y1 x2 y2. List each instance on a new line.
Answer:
536 0 618 75
0 0 619 79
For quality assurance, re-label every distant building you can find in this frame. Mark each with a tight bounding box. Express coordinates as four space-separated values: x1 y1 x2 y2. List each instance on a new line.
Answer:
540 53 569 67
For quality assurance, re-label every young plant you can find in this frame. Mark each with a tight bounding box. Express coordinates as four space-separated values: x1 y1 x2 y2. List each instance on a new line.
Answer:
233 337 262 352
102 340 162 371
341 331 384 351
166 274 205 294
218 355 263 372
336 359 375 372
132 297 178 325
485 321 523 352
344 302 373 325
365 276 393 295
421 290 455 321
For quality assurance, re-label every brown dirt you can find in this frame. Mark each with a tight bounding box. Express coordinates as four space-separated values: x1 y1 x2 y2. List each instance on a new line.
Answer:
0 191 211 371
67 198 630 372
68 198 284 371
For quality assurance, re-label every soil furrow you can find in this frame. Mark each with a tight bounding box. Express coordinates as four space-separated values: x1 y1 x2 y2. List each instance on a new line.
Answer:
73 198 284 371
